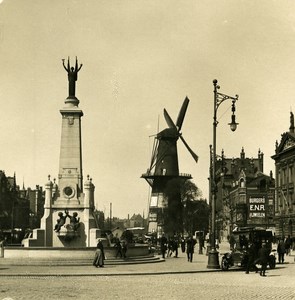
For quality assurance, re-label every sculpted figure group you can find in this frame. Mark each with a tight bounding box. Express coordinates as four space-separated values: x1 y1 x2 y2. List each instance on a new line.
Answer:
54 210 80 233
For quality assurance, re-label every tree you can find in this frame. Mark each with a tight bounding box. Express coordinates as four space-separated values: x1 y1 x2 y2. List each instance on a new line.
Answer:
162 179 209 236
181 180 202 202
184 199 210 235
181 180 209 235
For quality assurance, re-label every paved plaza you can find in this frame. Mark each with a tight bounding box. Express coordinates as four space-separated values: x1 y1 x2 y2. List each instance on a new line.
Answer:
1 244 295 300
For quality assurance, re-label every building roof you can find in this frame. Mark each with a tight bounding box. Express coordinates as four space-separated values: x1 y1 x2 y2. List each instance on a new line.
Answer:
215 148 264 181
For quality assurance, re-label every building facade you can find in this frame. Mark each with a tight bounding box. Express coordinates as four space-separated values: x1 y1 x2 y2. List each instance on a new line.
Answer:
272 112 295 238
0 171 32 243
214 148 275 240
22 185 45 229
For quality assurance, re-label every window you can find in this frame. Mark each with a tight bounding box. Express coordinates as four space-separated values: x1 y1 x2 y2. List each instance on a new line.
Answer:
240 178 245 188
289 165 293 183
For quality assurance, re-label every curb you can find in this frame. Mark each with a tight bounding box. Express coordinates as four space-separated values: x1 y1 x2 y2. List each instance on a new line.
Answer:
0 268 222 277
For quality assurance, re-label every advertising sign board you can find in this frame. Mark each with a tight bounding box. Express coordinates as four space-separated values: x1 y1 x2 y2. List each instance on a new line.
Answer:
248 196 267 218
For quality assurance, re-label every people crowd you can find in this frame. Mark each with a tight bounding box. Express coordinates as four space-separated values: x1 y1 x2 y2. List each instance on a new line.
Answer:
91 228 294 277
236 233 294 277
158 233 199 261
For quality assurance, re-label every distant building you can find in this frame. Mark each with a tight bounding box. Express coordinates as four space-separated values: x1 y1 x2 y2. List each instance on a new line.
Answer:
22 185 45 229
6 175 30 231
272 112 295 238
0 172 30 243
0 171 44 242
0 170 13 229
129 213 144 228
214 148 275 240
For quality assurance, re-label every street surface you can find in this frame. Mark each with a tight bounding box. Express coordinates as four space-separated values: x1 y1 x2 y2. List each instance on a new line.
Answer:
1 243 295 300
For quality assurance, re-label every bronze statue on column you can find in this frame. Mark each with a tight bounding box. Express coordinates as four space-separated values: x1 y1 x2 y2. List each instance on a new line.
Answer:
62 57 83 98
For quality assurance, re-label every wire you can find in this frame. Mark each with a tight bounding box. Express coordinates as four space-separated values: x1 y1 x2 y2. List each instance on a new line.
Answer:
217 105 231 122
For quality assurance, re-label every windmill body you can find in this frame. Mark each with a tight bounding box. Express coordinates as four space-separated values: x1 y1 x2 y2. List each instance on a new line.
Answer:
142 98 197 236
154 128 179 176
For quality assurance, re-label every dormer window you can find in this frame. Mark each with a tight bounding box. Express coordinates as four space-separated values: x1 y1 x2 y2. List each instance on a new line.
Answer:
240 178 245 188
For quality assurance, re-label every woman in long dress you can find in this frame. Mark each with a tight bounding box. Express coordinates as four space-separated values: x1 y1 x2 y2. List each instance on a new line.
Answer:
93 240 105 268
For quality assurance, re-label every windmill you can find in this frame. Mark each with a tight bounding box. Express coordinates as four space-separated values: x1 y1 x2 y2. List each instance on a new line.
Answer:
142 97 198 235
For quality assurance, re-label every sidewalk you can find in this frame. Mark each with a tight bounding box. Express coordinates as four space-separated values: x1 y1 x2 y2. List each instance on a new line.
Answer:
0 242 293 277
0 244 225 277
0 253 217 277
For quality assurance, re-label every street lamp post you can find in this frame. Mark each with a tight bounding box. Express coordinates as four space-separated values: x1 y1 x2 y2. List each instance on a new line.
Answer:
207 79 239 269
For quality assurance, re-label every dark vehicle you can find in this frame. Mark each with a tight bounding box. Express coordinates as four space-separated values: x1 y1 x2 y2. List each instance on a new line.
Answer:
1 228 26 246
221 227 276 271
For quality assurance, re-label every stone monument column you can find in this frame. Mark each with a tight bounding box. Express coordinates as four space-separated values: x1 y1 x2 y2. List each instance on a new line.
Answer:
24 58 100 248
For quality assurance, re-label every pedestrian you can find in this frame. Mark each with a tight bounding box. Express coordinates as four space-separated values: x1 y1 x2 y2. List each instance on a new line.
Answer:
245 242 258 274
257 243 270 277
285 235 292 255
148 239 153 254
114 237 122 258
277 238 286 264
180 236 186 253
122 239 128 258
229 234 236 250
167 237 174 257
173 236 179 258
198 235 205 254
93 239 105 268
159 233 168 259
0 236 7 247
186 235 196 262
239 234 248 249
0 236 7 258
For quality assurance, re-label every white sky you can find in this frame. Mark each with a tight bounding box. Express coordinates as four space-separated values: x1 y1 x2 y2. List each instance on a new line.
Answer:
0 0 294 218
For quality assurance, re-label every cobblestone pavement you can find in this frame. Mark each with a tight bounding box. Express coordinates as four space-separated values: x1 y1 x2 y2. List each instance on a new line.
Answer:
1 245 295 300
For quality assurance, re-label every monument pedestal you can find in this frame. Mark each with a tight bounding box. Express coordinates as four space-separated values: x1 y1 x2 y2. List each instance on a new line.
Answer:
23 175 100 248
